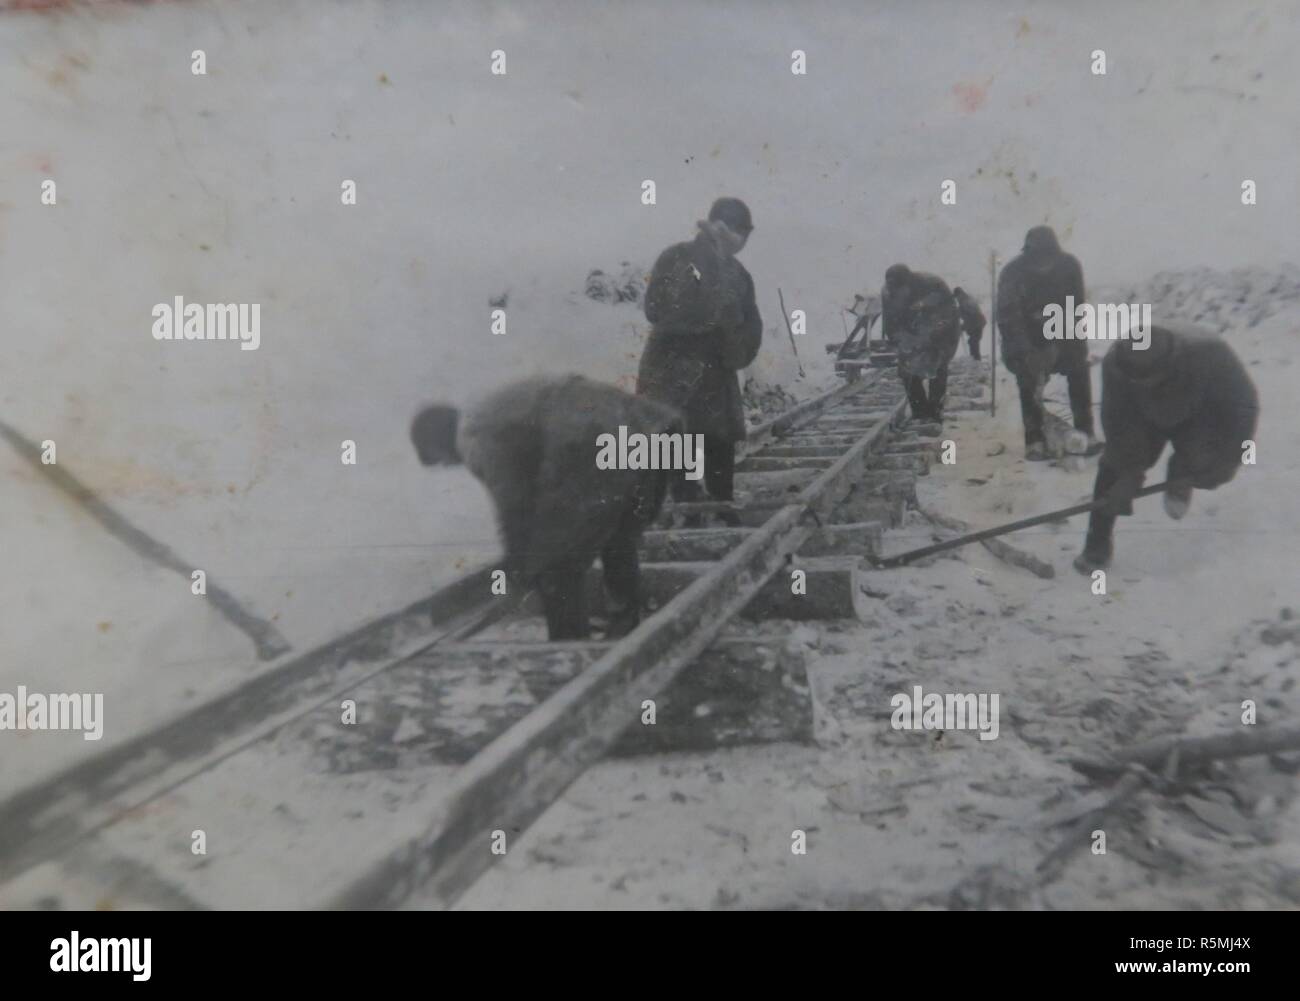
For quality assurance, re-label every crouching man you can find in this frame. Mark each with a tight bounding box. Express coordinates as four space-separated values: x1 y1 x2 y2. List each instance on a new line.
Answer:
1074 323 1259 574
411 374 682 639
881 264 962 422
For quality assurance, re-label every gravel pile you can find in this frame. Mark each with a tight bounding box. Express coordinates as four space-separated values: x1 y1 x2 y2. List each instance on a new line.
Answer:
742 377 800 423
584 262 648 305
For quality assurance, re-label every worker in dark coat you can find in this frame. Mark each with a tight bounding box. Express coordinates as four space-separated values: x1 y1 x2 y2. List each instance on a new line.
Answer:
996 226 1095 459
1073 323 1260 574
952 286 986 360
638 197 762 508
411 375 682 640
881 264 961 421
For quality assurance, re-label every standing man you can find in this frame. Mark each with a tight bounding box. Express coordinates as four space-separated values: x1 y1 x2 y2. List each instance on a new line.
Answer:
410 375 681 640
1073 324 1259 574
952 286 986 360
997 226 1096 460
638 198 763 513
881 264 962 422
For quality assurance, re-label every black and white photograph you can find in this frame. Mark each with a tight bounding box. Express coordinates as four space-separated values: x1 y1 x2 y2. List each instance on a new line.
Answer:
0 0 1296 946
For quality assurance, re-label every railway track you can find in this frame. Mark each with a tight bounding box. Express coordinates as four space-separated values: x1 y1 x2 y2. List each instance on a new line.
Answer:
0 366 989 910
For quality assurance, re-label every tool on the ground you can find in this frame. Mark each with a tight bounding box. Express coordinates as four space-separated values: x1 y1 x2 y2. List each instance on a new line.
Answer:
917 503 1055 579
866 479 1188 569
0 417 291 660
1071 722 1300 779
776 287 807 378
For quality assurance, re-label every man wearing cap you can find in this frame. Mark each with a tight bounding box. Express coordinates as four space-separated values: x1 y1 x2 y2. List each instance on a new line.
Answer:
638 198 763 513
1073 323 1259 574
997 226 1097 460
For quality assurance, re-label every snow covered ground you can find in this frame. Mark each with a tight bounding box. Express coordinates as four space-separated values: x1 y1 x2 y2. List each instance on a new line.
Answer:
460 291 1300 909
1 0 1297 905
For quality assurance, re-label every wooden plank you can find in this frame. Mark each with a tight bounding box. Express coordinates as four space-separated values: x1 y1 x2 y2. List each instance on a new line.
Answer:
831 492 907 528
797 521 884 557
639 527 752 562
757 445 847 458
611 638 814 756
1073 724 1300 778
560 560 866 622
869 453 930 474
741 556 865 620
657 500 780 528
526 562 708 620
743 378 865 449
797 399 907 519
640 520 888 562
806 416 887 431
769 432 862 446
588 562 707 613
303 638 814 770
836 356 898 370
857 470 920 494
327 397 907 909
326 504 815 909
828 469 916 528
881 440 939 456
0 564 507 884
737 455 837 473
736 468 812 500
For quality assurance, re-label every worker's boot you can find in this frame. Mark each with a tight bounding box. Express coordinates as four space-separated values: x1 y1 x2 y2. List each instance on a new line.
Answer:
1163 484 1193 520
903 375 930 421
1072 540 1112 575
1073 519 1114 575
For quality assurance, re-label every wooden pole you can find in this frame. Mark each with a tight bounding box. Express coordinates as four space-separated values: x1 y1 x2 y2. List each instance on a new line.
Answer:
989 249 998 417
1072 723 1300 778
917 503 1055 578
868 479 1187 568
776 287 807 378
0 418 291 661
